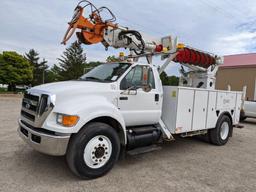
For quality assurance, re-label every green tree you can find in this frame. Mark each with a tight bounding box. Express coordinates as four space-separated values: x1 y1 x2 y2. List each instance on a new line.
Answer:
160 71 170 85
44 61 101 83
25 49 48 86
168 75 179 86
83 61 101 74
160 71 179 86
106 55 120 62
58 42 87 80
0 51 33 91
87 61 101 67
45 64 62 83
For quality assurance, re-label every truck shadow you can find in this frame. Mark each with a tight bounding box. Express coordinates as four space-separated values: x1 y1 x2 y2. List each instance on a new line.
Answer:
119 136 210 166
16 136 211 181
241 118 256 125
15 148 77 181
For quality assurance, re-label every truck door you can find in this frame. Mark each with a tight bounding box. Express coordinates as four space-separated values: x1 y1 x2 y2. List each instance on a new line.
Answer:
118 65 162 126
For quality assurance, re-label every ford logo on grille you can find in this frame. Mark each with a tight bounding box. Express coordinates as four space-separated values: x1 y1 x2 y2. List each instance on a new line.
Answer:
25 103 31 109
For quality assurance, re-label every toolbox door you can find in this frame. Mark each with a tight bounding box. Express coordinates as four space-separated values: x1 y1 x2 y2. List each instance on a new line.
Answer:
192 90 208 131
176 89 194 133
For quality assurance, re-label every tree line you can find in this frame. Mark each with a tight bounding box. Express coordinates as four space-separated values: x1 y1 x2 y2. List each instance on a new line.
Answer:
0 41 178 91
0 42 100 91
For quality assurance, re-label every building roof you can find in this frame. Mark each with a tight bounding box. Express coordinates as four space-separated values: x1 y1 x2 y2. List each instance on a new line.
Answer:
220 53 256 68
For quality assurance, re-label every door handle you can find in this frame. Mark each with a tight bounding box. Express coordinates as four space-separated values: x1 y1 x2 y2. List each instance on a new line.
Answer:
119 97 128 100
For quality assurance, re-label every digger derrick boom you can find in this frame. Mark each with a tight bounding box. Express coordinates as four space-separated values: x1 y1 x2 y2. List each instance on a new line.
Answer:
62 0 222 74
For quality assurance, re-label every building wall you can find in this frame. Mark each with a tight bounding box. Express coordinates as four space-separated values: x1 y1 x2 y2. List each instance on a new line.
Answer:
216 67 256 100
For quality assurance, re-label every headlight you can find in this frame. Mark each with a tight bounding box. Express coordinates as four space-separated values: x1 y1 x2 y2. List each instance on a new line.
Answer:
56 113 79 127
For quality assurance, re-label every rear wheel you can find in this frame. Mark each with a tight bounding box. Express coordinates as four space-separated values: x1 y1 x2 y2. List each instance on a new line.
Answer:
209 115 232 146
66 122 120 179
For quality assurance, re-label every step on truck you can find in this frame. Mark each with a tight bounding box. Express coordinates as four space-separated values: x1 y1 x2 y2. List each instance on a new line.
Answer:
18 1 243 179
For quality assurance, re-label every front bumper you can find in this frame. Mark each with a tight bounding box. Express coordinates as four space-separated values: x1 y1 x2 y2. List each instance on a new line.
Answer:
18 119 70 156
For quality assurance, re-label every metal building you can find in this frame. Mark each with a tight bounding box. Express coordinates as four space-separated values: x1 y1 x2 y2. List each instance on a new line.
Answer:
216 53 256 100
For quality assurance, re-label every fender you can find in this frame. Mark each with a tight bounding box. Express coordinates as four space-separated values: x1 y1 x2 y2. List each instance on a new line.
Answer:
42 95 127 144
216 111 233 125
78 98 127 144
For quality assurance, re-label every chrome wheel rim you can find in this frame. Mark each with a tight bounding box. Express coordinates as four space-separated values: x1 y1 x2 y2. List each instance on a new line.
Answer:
220 122 229 140
83 135 112 169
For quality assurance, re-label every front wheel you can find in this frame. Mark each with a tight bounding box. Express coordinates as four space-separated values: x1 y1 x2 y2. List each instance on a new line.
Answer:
208 115 232 146
66 122 120 179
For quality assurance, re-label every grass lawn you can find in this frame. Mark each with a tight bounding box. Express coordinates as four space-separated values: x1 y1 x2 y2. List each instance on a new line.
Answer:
0 87 7 93
0 87 25 94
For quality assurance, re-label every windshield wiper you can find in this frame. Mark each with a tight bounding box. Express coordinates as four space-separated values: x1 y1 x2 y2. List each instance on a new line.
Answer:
79 76 113 82
83 76 104 82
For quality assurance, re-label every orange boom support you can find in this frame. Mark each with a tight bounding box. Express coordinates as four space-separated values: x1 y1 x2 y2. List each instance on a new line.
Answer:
61 1 117 45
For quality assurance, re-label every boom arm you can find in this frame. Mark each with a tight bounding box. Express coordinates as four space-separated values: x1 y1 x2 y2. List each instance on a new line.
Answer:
62 1 176 56
62 1 223 89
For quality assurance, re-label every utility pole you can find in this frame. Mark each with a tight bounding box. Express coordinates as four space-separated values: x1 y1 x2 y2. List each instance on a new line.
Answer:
42 69 45 84
42 58 46 84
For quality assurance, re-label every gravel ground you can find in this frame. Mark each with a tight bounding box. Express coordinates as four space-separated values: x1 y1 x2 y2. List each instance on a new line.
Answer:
0 96 256 192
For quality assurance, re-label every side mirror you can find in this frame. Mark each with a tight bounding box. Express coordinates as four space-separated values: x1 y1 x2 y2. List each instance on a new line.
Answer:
142 66 152 92
142 84 152 92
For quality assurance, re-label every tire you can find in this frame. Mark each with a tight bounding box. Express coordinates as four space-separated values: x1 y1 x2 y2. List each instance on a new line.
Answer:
208 115 232 146
66 122 120 179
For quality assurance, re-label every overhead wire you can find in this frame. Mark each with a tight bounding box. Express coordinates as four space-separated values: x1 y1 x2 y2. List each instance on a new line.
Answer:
197 0 238 23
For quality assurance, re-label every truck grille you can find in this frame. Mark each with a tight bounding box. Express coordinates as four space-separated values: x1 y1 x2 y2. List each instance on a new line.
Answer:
20 92 54 127
21 110 35 121
22 94 39 112
22 101 37 112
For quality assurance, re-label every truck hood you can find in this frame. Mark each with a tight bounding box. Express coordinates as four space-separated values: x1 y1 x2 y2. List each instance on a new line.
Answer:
29 80 116 96
27 80 120 117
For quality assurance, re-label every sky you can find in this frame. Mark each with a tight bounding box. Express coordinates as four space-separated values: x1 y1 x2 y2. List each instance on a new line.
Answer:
0 0 256 75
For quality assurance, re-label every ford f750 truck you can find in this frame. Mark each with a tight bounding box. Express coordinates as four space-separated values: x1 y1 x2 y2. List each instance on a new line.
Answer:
18 62 242 179
18 1 243 179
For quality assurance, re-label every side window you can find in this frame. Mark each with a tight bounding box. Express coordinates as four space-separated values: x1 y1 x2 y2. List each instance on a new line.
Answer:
120 66 142 90
120 65 155 90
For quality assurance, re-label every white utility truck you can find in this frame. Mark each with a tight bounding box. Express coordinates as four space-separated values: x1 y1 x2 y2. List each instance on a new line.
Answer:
18 1 243 179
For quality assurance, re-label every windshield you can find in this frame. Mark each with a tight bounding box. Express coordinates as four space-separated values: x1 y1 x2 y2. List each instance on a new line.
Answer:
79 63 131 82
